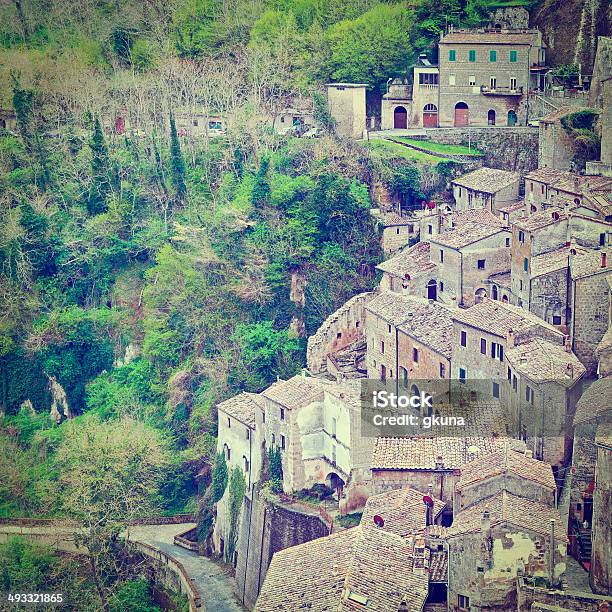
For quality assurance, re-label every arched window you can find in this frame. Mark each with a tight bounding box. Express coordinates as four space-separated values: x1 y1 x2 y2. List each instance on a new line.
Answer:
492 285 498 300
224 444 231 461
508 110 517 126
487 109 496 125
423 104 438 128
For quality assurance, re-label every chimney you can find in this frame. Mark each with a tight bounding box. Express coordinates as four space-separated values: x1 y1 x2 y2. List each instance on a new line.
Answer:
566 363 574 379
564 335 571 352
573 177 580 189
481 507 491 534
507 328 515 348
602 252 607 268
435 455 444 469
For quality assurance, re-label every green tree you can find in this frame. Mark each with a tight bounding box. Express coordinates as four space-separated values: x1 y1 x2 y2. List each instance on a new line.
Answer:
88 117 112 215
169 112 187 204
109 579 161 612
312 91 336 133
225 465 246 564
267 446 283 493
0 537 56 592
251 157 271 208
211 451 228 503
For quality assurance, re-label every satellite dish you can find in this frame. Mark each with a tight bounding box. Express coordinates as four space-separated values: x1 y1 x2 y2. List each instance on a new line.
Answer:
423 495 434 507
467 445 481 456
373 514 385 528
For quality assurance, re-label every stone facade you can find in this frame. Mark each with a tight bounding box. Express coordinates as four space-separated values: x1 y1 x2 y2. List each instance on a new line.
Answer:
326 83 367 139
381 79 412 130
591 432 612 594
437 30 546 128
538 108 577 171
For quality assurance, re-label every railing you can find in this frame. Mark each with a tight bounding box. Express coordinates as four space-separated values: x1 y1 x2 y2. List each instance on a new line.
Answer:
174 527 199 552
419 84 439 90
481 86 523 95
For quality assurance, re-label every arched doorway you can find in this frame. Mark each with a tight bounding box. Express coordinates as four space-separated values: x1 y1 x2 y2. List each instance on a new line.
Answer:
475 288 487 303
326 472 345 498
423 104 438 128
492 285 498 300
454 102 469 127
502 295 509 303
394 106 408 129
427 279 437 301
508 110 517 126
487 109 496 125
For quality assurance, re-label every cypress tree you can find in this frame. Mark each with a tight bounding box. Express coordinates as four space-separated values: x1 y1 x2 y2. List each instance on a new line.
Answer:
87 117 111 215
169 112 187 204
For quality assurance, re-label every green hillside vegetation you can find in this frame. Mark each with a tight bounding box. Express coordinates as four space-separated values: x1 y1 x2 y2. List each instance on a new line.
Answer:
391 137 484 156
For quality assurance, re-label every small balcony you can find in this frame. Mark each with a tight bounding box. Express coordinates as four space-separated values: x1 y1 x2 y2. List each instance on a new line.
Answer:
480 85 524 96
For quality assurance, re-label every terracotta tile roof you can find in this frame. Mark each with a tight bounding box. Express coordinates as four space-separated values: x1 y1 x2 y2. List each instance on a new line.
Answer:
262 375 323 409
449 209 507 228
441 31 541 46
456 442 556 491
365 291 415 326
452 298 563 339
552 174 612 196
447 491 566 540
217 392 263 427
451 167 520 194
339 527 429 612
570 249 610 278
371 436 505 470
397 298 454 358
525 168 571 185
531 245 591 277
488 270 511 288
429 550 448 582
255 526 430 612
513 207 568 232
255 529 355 612
431 221 508 249
361 487 445 536
506 337 585 384
573 377 612 426
384 212 413 227
580 191 612 217
376 241 435 278
497 200 525 214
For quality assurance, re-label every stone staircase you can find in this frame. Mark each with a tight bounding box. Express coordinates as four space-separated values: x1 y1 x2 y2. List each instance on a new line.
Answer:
577 528 592 563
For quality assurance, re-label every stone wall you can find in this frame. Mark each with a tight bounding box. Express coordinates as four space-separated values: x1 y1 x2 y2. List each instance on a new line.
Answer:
591 440 612 594
424 127 539 175
306 291 373 375
372 468 459 503
234 488 330 610
517 578 612 611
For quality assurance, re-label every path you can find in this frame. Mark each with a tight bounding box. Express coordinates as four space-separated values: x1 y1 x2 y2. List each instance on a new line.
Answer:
127 524 245 612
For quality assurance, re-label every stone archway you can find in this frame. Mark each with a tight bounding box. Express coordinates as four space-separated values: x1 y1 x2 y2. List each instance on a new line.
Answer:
475 288 487 303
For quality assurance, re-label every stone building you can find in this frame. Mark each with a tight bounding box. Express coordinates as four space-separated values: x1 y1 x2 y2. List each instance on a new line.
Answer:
377 241 437 296
381 212 417 255
326 83 367 139
364 292 454 389
0 108 17 132
429 222 511 307
446 491 566 611
591 428 612 594
437 29 546 127
570 250 612 375
411 54 440 128
381 78 412 130
569 377 612 571
451 167 520 212
453 443 557 514
505 336 586 470
538 107 583 171
255 486 447 612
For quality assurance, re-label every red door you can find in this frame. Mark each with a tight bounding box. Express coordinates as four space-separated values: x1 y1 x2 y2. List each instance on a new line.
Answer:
394 106 408 129
454 103 469 127
423 105 437 127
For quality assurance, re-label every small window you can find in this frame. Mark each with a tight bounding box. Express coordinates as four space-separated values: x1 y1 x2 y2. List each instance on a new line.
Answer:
381 341 385 354
388 324 392 333
490 50 497 62
519 280 523 291
478 259 486 270
490 76 497 89
541 184 545 194
244 456 249 472
440 249 444 263
469 50 476 62
396 227 400 235
440 281 444 292
208 121 222 130
440 362 446 378
480 338 487 355
508 367 512 381
193 119 199 126
459 368 467 383
449 74 456 86
524 257 529 272
469 75 476 86
600 233 606 246
505 237 510 247
519 230 525 243
413 348 419 363
460 330 467 347
226 445 231 460
510 77 517 90
246 428 250 440
428 225 433 235
228 417 231 428
449 50 456 62
336 332 342 339
513 375 518 391
281 434 286 450
526 385 534 405
510 50 517 63
280 407 285 420
492 382 500 398
356 320 360 328
552 315 562 325
458 595 470 610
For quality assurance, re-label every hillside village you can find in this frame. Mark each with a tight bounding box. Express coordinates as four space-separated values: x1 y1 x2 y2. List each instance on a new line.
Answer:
209 17 612 612
0 1 611 611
